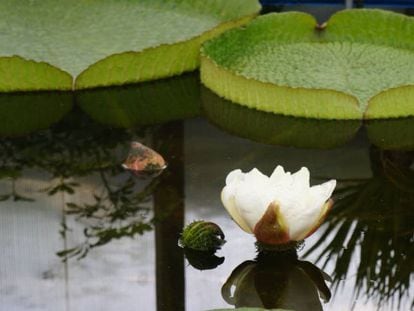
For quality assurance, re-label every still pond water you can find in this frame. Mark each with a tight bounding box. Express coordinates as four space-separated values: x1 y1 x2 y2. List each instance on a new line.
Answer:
0 71 412 311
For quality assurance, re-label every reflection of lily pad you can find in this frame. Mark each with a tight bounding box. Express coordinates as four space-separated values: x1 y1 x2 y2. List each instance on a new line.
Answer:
366 117 414 150
201 10 414 120
0 0 260 91
202 87 360 149
0 92 72 136
77 73 200 127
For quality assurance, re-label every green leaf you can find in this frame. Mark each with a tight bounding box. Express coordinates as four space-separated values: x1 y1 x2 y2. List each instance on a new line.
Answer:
0 0 260 91
201 9 414 120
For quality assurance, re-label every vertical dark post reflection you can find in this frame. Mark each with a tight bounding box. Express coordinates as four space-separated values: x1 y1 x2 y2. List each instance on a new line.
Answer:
154 121 185 311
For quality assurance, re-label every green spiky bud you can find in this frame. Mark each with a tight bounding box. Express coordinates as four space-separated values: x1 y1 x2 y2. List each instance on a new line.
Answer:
179 220 226 252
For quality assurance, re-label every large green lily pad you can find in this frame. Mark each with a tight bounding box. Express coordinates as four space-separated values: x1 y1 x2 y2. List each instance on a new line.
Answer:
0 0 260 92
201 9 414 120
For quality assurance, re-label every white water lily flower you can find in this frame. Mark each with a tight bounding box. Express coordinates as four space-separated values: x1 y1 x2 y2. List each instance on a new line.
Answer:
221 166 336 245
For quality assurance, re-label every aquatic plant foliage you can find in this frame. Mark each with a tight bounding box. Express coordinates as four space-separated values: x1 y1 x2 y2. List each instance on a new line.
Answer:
0 0 260 91
201 9 414 120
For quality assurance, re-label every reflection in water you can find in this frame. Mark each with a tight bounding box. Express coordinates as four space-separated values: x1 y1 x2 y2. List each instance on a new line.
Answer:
221 250 331 310
0 109 157 259
0 91 72 137
77 73 201 128
183 248 225 271
0 109 187 262
202 86 414 153
1 73 413 310
306 147 414 309
202 86 361 149
366 117 414 151
58 177 160 260
154 121 185 311
0 108 187 309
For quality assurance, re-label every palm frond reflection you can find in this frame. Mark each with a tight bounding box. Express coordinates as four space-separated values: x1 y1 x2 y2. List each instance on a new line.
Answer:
306 147 414 309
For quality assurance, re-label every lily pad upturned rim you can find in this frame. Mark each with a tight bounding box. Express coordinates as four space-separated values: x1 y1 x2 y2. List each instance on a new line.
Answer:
0 0 260 92
200 9 414 120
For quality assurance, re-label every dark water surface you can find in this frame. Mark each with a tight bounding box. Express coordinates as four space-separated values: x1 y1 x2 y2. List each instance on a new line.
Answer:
0 72 413 311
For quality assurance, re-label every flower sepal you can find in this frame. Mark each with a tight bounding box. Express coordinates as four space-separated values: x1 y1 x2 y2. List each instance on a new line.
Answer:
255 240 304 253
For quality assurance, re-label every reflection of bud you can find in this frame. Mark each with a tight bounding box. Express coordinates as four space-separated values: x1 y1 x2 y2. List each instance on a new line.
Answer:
183 248 224 271
122 142 167 178
221 251 331 311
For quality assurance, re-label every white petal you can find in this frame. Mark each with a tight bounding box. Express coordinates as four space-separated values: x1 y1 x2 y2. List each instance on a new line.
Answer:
269 165 285 184
309 179 337 208
225 169 243 185
286 206 323 240
292 167 310 192
233 181 275 231
287 179 336 240
270 165 294 187
276 192 308 238
244 168 269 184
221 187 252 233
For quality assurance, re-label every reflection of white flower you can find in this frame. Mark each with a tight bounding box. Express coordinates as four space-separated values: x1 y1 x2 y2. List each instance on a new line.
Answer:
221 166 336 245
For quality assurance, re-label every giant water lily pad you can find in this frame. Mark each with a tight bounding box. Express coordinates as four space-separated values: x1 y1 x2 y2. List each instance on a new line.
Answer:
0 0 260 92
201 9 414 120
